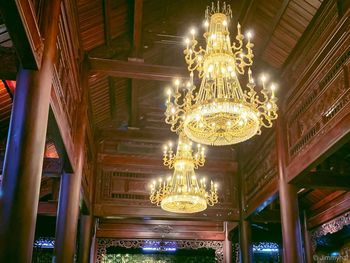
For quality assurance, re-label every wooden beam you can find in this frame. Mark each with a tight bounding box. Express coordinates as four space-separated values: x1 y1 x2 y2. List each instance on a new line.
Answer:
88 57 187 81
38 201 57 216
0 0 43 69
98 128 177 143
308 192 350 229
131 0 143 58
102 0 111 47
294 171 350 190
98 153 237 172
0 47 17 80
238 0 256 26
94 203 239 221
251 209 281 223
257 0 290 58
130 79 140 127
108 77 116 119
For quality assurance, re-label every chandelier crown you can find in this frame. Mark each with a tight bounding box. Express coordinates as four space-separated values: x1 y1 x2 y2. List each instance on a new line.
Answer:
150 132 218 213
205 1 232 20
164 3 278 146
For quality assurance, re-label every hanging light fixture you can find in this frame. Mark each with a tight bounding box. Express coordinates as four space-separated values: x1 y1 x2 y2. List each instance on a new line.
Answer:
164 1 278 146
149 132 218 213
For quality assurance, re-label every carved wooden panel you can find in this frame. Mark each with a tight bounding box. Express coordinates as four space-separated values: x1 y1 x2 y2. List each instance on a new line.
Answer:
284 2 349 153
96 239 224 263
94 166 238 220
242 131 278 211
282 7 350 180
287 49 350 159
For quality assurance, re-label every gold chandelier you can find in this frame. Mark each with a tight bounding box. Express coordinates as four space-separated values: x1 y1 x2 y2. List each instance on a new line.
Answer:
165 1 278 146
149 132 218 213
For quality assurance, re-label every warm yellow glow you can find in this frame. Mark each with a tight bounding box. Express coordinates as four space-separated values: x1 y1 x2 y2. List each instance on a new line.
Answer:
149 132 218 213
164 1 278 145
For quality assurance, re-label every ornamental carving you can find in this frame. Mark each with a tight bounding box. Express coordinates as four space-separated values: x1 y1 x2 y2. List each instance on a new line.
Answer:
152 225 173 234
311 212 350 240
287 45 350 159
96 238 224 262
243 133 277 202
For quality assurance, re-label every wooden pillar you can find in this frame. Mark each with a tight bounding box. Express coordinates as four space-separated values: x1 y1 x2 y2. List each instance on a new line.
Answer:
53 60 88 262
302 211 314 263
224 222 233 263
0 1 61 262
276 117 304 263
239 219 253 263
237 147 253 263
77 215 93 263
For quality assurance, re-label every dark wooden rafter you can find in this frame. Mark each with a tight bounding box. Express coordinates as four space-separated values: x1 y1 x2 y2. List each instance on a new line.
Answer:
2 80 13 101
0 0 43 69
251 209 281 223
130 79 139 127
102 0 111 47
98 128 178 143
293 171 350 190
38 201 57 216
0 47 17 79
256 0 291 58
88 57 187 81
130 0 143 58
237 0 256 26
98 153 237 173
107 77 116 119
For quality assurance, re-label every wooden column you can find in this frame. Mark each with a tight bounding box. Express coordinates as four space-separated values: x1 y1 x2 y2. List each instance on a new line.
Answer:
302 211 314 263
238 148 252 263
239 219 253 263
224 222 233 263
276 117 304 263
53 61 88 262
0 1 61 262
77 215 93 263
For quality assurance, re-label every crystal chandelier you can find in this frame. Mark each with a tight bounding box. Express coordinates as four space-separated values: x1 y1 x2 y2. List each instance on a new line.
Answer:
165 1 278 145
149 132 218 213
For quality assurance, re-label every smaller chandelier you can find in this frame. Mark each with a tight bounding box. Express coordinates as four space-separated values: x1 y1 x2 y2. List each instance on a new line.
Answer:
149 132 218 213
164 1 278 146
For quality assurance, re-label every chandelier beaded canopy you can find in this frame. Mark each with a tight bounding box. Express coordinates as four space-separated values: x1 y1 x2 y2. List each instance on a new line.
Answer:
165 1 278 146
149 132 218 213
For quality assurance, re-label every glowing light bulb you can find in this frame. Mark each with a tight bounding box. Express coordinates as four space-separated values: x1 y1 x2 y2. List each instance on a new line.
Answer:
246 31 253 39
174 79 180 86
261 74 267 82
185 38 190 44
223 20 227 26
190 28 196 35
270 84 276 91
166 88 172 96
204 20 209 27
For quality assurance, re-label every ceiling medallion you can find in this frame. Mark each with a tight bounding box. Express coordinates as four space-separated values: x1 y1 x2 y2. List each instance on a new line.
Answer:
165 1 278 145
149 132 218 213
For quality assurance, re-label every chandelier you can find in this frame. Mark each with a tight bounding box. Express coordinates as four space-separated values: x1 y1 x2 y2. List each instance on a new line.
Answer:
165 1 278 145
149 132 218 213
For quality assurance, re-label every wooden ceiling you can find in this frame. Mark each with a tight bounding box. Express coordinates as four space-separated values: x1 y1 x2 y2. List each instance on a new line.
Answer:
77 0 323 138
2 0 343 239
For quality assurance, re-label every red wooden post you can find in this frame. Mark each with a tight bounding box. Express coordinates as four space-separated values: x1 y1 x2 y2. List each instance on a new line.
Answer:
0 0 61 261
78 215 93 263
53 60 88 262
223 222 233 263
276 117 304 262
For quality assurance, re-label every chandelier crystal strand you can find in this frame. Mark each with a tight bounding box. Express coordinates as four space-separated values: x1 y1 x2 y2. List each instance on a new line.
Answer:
165 1 278 146
149 132 218 213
